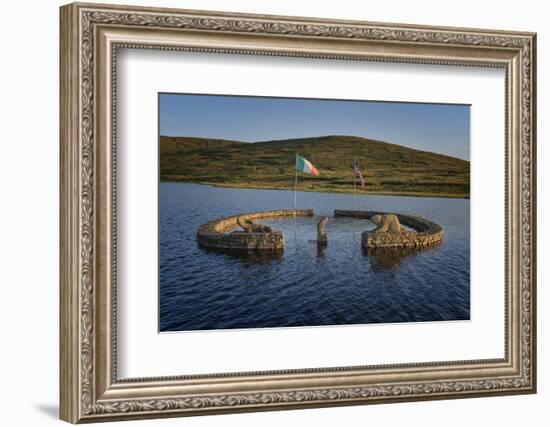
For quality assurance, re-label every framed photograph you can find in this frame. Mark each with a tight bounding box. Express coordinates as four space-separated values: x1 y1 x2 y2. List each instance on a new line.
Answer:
60 2 537 423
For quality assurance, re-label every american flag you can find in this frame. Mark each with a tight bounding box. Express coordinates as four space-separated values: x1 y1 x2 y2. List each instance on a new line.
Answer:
352 160 365 189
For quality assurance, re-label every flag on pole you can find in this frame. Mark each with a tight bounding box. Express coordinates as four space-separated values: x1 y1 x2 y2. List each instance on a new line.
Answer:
296 155 320 176
352 160 365 189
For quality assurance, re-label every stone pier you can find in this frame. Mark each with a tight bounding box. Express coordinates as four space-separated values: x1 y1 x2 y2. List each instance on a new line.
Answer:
334 209 443 249
197 209 314 251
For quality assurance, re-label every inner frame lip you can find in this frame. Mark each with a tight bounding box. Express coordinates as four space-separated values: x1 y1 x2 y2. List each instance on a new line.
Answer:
108 44 510 384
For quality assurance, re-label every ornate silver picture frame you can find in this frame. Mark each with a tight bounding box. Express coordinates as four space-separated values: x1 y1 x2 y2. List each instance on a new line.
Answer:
60 2 536 423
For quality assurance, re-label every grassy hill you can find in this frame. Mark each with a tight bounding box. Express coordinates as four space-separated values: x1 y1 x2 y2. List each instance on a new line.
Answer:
160 135 470 198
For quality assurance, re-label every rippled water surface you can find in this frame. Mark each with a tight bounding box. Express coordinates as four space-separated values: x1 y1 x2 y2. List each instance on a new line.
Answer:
160 183 470 331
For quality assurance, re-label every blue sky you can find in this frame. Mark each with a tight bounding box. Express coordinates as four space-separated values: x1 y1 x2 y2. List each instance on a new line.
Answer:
159 93 470 160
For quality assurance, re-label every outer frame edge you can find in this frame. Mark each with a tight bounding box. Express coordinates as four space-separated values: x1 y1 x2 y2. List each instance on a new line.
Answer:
60 3 81 424
60 2 537 423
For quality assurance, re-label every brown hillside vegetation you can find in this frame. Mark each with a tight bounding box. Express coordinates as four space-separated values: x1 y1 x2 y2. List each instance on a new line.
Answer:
160 135 470 198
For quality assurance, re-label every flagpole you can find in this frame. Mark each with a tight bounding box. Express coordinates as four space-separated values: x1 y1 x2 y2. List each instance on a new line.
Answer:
354 157 357 210
294 153 298 210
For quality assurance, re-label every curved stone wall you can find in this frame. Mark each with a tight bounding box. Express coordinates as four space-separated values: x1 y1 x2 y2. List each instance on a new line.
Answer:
197 209 314 251
334 209 443 249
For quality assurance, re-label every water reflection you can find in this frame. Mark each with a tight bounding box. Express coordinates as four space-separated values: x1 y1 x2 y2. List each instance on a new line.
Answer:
316 240 328 258
363 242 441 272
199 246 284 265
306 240 327 258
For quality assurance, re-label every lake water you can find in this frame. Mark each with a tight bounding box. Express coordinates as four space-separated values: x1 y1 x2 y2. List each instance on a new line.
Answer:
159 182 470 332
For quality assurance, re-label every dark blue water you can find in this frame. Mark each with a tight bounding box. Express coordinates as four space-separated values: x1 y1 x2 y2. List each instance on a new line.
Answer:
159 183 470 332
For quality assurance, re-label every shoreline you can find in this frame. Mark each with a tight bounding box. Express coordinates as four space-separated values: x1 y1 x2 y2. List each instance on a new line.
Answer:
160 180 470 200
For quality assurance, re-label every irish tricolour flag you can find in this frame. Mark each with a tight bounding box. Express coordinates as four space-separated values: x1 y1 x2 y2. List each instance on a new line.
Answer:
296 155 320 176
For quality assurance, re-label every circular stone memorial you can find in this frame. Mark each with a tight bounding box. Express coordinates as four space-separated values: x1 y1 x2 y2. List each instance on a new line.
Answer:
198 208 442 253
334 210 443 249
